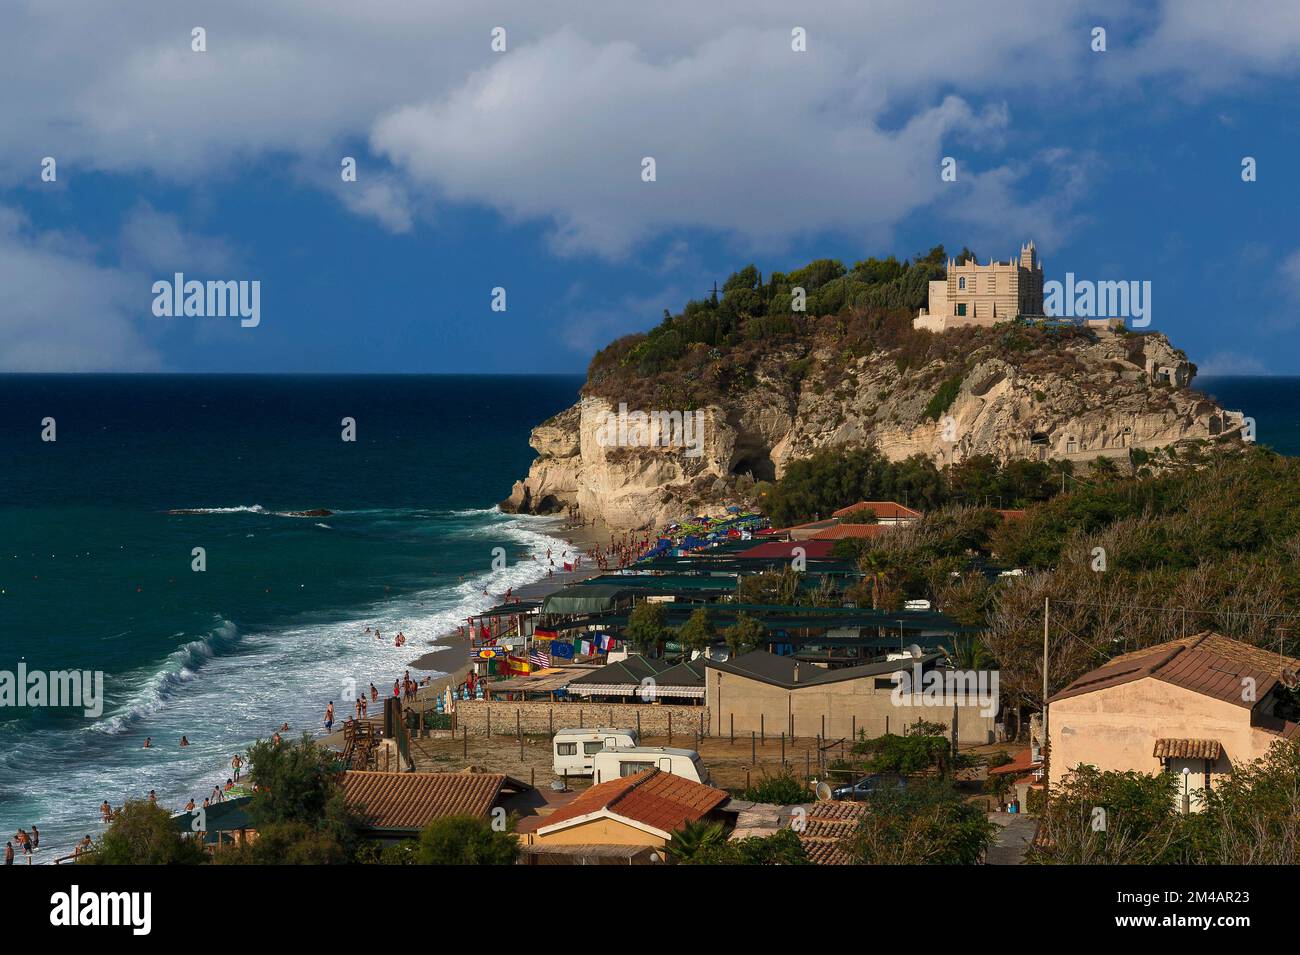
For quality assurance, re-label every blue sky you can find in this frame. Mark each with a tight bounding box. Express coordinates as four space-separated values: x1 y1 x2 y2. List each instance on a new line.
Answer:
3 1 1300 374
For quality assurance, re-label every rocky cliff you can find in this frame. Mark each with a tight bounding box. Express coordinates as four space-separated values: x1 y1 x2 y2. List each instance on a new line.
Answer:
502 326 1245 531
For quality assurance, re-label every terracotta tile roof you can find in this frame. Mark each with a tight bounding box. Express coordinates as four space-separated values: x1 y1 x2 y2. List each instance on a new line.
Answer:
736 540 837 560
342 770 523 832
1153 738 1223 760
775 519 840 535
538 769 727 838
809 523 896 540
831 501 923 520
987 748 1040 777
797 801 866 865
1049 632 1300 713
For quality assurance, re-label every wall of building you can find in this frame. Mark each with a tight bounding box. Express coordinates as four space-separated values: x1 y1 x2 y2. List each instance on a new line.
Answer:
1047 676 1283 800
914 244 1044 332
531 816 665 847
706 669 998 744
455 699 710 738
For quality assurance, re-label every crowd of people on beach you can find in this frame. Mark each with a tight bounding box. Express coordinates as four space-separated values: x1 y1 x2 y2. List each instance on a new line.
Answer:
582 529 656 571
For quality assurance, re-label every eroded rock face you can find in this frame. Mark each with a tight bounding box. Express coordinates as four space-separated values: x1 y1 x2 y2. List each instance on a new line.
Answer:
501 331 1243 531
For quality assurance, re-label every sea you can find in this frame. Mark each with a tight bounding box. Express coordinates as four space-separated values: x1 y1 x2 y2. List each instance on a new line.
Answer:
0 374 584 860
0 373 1291 859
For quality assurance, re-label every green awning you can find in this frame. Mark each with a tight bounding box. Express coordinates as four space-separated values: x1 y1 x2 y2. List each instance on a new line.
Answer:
172 795 254 841
541 584 634 615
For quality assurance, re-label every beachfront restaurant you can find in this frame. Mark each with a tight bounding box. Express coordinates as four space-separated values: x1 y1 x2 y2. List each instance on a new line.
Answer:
483 663 606 702
564 656 707 704
171 795 256 853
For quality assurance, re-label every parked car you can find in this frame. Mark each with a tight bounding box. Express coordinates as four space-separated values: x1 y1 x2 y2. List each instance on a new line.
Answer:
831 773 907 801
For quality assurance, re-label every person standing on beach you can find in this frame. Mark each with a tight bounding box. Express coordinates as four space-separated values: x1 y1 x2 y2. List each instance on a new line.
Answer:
5 841 13 865
30 825 38 851
359 697 367 718
324 701 334 732
370 683 378 702
185 798 195 811
231 753 243 781
393 679 400 699
100 800 112 823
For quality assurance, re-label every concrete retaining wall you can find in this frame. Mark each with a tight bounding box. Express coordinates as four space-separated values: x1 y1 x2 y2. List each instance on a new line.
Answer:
455 700 710 738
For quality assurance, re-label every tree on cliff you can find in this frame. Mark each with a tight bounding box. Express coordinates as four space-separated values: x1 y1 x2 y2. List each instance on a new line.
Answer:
760 446 946 526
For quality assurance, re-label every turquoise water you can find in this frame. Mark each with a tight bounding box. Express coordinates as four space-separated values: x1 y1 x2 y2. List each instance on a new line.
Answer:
0 374 584 859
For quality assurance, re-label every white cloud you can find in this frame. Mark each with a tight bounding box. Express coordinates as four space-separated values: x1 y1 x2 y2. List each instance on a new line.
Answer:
0 208 160 371
2 2 1299 249
118 203 236 274
373 30 1019 258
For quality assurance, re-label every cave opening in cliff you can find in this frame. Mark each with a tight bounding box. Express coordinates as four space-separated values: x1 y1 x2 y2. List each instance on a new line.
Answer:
731 451 776 482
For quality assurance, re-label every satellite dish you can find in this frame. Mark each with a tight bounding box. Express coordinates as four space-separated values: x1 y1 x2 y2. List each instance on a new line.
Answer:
907 644 923 660
815 782 833 801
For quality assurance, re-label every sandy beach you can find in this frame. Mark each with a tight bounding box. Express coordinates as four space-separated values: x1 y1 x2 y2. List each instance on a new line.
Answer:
319 513 623 749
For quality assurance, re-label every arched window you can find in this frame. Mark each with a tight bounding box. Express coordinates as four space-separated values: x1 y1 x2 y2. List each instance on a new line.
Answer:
958 277 966 290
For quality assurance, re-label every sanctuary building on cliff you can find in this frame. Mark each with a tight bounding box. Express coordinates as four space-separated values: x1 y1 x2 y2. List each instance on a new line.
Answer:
914 241 1045 333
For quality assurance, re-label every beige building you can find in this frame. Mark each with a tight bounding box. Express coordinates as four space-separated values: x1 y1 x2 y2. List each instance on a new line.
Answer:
1048 632 1300 809
705 650 998 745
520 767 729 862
914 241 1044 332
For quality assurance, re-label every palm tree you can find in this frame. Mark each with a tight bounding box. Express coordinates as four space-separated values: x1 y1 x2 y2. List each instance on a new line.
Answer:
941 635 994 671
856 549 895 610
667 819 728 862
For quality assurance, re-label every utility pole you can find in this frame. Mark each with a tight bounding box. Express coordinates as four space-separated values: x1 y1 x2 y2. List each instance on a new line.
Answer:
1042 596 1050 813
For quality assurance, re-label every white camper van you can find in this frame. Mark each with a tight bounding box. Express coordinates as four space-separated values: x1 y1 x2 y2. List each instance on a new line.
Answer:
590 746 712 785
551 728 639 777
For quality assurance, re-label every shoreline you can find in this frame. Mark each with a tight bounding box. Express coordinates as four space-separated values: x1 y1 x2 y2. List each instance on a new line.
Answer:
404 514 613 673
316 512 614 750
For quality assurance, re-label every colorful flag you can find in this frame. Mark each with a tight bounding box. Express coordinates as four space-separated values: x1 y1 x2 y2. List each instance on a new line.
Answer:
549 640 575 660
529 648 551 668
